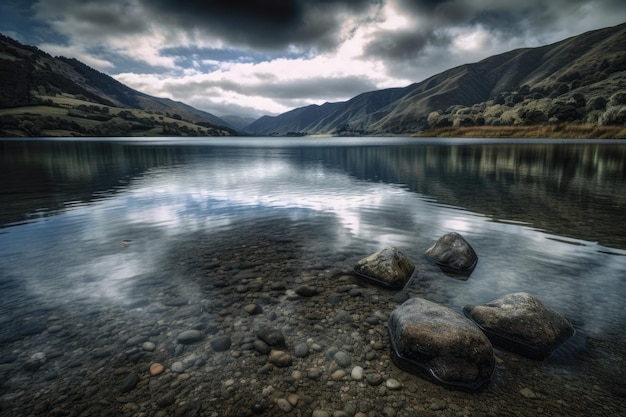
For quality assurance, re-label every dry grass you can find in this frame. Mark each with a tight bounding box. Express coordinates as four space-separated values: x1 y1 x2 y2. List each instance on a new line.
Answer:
414 124 626 139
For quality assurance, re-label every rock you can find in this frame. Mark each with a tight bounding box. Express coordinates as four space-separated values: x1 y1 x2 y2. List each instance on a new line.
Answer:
211 335 232 352
257 325 286 347
294 342 310 358
120 373 140 393
385 378 402 390
156 391 176 407
269 350 293 367
253 340 270 354
244 303 262 315
388 297 494 391
176 330 204 344
333 351 351 368
150 363 165 376
295 285 320 297
425 232 478 277
354 247 415 289
366 373 383 386
334 310 353 324
463 292 575 360
171 361 185 373
276 398 292 412
351 366 364 380
520 387 538 399
142 342 156 352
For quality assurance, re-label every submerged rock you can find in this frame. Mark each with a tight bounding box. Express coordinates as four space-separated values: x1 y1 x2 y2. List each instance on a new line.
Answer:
388 297 494 391
353 247 415 289
425 232 478 277
463 292 575 360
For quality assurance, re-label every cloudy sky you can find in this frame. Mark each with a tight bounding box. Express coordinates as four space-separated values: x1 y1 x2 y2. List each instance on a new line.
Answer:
1 1 625 118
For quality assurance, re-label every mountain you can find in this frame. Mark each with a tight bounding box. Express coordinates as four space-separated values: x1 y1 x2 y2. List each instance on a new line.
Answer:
244 23 626 135
220 115 257 131
0 34 237 137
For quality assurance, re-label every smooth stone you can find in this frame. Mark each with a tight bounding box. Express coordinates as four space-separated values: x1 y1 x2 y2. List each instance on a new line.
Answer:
244 304 262 315
334 310 353 324
171 361 185 373
385 378 402 390
295 285 320 297
156 391 176 407
294 342 310 358
211 335 232 352
269 350 293 367
257 325 285 347
142 342 156 352
463 292 575 360
312 411 330 417
366 373 383 386
354 247 415 289
389 297 494 391
351 366 364 380
333 351 351 368
176 330 204 345
276 398 292 412
520 387 538 399
150 363 165 376
126 335 148 346
253 340 270 354
120 373 140 393
425 232 478 276
332 369 346 380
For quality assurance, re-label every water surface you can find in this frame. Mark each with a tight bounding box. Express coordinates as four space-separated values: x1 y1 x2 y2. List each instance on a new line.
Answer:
0 137 624 416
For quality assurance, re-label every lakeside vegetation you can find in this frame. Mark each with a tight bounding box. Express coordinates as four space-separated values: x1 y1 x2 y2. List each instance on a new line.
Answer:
415 125 626 139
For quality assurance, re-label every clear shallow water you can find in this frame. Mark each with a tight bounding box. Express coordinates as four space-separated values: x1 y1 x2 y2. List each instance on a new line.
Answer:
0 137 625 415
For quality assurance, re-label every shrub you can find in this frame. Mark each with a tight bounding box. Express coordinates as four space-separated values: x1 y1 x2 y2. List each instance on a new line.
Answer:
588 96 607 111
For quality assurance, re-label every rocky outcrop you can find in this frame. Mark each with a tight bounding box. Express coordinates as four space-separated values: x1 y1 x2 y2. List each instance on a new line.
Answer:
425 232 478 277
463 292 575 360
353 247 415 289
388 297 495 391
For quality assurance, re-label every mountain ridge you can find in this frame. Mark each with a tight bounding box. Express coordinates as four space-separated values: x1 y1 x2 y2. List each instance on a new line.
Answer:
244 22 626 135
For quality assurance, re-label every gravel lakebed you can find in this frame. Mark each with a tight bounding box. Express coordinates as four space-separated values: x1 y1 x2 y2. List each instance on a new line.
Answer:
0 220 624 417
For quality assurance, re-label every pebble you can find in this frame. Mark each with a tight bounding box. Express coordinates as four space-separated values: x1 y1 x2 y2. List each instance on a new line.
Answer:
385 379 402 390
333 351 351 368
253 340 270 354
156 391 176 407
142 341 156 351
257 325 285 347
429 401 447 411
294 342 310 358
120 373 140 393
351 366 364 380
150 363 165 376
244 303 261 315
176 330 204 344
171 361 186 373
332 369 346 380
276 398 292 412
295 285 320 297
520 388 538 399
312 411 330 417
366 373 383 386
334 310 353 324
269 350 293 367
211 335 232 352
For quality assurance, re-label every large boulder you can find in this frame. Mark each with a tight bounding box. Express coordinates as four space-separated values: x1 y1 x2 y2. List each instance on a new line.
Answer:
353 247 415 289
388 297 495 391
425 232 478 277
463 292 575 360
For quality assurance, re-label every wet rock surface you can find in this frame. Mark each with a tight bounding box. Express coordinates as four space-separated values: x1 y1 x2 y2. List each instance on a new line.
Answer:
353 246 415 289
0 222 622 417
388 297 495 391
463 292 575 360
425 232 478 277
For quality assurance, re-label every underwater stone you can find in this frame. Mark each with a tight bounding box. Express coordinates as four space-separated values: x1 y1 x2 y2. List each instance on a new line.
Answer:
388 297 494 391
425 232 478 277
354 247 415 289
463 292 574 360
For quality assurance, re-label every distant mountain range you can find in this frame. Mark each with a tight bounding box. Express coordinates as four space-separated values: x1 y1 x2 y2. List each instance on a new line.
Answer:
244 23 626 136
1 23 625 138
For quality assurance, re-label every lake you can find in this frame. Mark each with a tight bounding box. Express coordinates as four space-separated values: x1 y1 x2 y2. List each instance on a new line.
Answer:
0 137 625 416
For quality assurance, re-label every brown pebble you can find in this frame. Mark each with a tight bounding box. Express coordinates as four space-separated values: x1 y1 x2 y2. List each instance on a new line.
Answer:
150 363 165 376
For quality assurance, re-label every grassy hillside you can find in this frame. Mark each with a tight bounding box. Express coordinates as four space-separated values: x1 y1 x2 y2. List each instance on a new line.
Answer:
0 33 235 137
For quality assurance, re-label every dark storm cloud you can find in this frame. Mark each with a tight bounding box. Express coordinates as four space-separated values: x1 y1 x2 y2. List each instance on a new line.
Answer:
140 0 382 50
364 0 626 63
